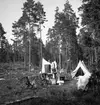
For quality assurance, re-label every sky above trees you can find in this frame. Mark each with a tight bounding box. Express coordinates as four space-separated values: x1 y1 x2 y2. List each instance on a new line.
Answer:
0 0 82 44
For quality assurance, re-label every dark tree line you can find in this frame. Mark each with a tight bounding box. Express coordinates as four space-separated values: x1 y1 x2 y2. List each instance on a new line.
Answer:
45 1 81 72
12 0 46 67
0 23 14 63
1 0 100 73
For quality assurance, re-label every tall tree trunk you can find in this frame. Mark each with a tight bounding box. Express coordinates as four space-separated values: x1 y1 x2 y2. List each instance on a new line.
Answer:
94 47 97 63
23 34 27 68
92 48 94 64
39 23 42 70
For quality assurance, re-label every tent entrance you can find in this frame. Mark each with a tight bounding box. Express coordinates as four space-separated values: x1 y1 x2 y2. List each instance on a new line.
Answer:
44 64 51 73
75 68 84 77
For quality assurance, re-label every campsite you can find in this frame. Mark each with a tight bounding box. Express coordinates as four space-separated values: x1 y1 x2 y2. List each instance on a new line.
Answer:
0 60 100 105
1 0 100 105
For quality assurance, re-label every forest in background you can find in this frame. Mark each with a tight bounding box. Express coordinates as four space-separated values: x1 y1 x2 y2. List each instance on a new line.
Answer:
0 0 100 72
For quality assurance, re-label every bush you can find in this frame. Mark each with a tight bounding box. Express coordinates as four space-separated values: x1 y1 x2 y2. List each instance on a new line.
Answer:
65 73 72 81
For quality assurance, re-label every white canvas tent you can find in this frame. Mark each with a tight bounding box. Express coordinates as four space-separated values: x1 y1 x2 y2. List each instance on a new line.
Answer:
71 60 91 90
71 60 91 78
41 58 51 73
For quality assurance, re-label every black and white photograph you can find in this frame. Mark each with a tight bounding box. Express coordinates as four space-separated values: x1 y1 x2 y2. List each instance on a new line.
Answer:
0 0 100 105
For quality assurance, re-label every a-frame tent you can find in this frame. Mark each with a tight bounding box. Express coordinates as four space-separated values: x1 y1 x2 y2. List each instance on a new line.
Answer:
71 60 91 78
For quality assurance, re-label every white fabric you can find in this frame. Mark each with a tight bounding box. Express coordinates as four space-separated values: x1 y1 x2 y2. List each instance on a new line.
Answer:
41 58 51 73
50 78 56 85
77 74 90 90
51 61 57 69
82 61 90 75
57 80 64 85
0 78 5 81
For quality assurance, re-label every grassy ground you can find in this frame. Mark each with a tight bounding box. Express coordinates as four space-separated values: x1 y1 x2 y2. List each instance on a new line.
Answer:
0 62 100 105
0 62 39 104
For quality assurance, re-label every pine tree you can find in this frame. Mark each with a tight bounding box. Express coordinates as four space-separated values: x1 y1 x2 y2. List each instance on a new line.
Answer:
12 0 46 68
79 0 100 65
46 0 79 71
